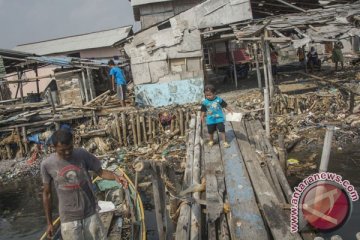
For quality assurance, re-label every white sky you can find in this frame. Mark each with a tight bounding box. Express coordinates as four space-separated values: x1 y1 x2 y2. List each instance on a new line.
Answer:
0 0 136 49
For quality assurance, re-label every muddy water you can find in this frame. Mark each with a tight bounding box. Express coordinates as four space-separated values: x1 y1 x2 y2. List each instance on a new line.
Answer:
0 178 46 240
288 144 360 239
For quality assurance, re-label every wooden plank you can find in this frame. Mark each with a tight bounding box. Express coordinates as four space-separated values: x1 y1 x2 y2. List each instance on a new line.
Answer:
278 83 318 93
190 112 202 240
221 121 268 239
175 116 196 240
234 121 302 240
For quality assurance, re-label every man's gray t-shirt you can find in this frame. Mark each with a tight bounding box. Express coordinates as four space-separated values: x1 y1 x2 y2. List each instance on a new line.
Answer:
40 148 101 223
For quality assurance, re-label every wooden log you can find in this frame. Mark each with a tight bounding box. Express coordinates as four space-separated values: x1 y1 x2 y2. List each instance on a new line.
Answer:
190 112 202 240
221 121 268 239
170 115 175 133
148 115 153 141
131 114 137 147
278 134 287 171
92 110 97 126
185 110 189 132
151 164 168 240
21 126 28 154
121 112 127 146
253 120 293 202
175 116 196 240
115 114 122 146
141 115 147 143
152 119 156 140
15 127 24 157
203 127 224 240
247 120 286 203
84 90 110 106
136 113 141 146
179 109 184 136
80 129 106 138
233 121 302 240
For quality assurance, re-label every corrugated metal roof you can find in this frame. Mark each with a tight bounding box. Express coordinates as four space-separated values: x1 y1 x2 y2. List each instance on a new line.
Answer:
131 0 172 7
13 26 133 56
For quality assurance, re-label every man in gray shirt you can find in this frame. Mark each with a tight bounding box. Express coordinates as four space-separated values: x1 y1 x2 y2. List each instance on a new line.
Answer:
41 129 127 240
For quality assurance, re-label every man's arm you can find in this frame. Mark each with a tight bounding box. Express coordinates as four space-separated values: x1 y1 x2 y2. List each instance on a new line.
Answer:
96 168 128 189
111 76 115 91
43 183 54 237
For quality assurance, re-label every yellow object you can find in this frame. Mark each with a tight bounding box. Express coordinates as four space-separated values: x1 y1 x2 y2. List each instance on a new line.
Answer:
287 158 300 165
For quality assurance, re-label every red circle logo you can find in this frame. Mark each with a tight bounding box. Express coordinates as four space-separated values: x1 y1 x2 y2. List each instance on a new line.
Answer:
301 183 350 231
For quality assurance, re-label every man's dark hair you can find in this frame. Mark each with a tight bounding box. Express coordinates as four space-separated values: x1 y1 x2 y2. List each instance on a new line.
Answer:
52 129 73 146
204 84 216 94
108 59 115 66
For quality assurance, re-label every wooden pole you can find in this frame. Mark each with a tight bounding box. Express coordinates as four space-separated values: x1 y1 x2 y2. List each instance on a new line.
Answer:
34 66 40 95
231 50 238 89
131 114 137 147
264 88 270 138
148 115 153 142
136 113 141 146
180 109 184 136
141 115 147 143
152 119 156 140
115 113 122 146
86 68 94 100
265 39 275 98
319 126 335 172
22 126 29 154
16 127 24 157
261 37 269 91
121 112 127 146
254 43 262 89
278 134 287 171
92 110 97 126
48 89 56 114
81 68 89 102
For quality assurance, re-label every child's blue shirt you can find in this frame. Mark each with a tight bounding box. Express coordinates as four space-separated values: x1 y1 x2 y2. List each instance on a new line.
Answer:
201 96 227 125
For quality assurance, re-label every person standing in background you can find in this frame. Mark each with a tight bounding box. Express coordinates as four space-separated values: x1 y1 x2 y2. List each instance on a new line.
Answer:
108 60 127 107
332 41 344 71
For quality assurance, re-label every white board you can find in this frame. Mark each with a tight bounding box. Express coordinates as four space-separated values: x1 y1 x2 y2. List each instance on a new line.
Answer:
225 112 243 122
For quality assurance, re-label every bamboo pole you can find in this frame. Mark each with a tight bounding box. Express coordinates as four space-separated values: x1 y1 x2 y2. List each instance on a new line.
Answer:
115 113 122 146
136 113 141 146
121 112 127 146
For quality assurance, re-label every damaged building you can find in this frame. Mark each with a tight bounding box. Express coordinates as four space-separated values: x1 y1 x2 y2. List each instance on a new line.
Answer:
122 0 253 107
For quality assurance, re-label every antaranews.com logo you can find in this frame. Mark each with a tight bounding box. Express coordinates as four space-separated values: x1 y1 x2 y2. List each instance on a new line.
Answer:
290 172 359 233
